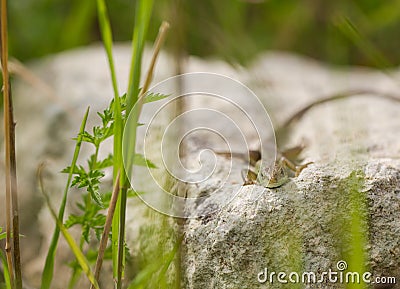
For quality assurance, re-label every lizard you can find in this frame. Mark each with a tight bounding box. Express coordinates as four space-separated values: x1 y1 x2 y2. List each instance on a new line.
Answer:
241 145 313 188
219 88 400 189
216 144 312 188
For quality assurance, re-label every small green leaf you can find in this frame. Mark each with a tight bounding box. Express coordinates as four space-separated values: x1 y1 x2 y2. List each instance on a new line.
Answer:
0 251 12 289
96 154 113 170
90 189 104 208
80 131 96 145
133 154 157 168
127 189 146 198
144 92 170 103
61 165 81 174
69 167 105 207
0 231 23 240
64 214 82 229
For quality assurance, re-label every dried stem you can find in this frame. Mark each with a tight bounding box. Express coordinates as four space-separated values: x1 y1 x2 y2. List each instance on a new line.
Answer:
90 172 120 289
1 0 21 288
137 21 170 113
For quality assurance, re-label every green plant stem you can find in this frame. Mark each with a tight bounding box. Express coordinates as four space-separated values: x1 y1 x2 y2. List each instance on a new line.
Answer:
126 235 183 289
94 0 123 279
116 182 126 289
126 0 154 114
0 251 12 289
67 268 82 289
38 164 100 289
90 172 120 289
123 21 170 180
40 107 90 289
67 233 86 288
117 21 170 289
115 2 155 287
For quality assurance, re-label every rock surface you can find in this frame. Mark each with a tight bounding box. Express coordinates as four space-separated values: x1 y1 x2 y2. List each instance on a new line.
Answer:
0 45 399 288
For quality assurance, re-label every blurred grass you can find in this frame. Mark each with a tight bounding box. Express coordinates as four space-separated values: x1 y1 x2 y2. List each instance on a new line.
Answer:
7 0 400 67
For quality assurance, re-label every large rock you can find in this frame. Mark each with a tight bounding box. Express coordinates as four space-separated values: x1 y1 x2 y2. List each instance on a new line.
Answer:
181 56 400 288
0 45 399 288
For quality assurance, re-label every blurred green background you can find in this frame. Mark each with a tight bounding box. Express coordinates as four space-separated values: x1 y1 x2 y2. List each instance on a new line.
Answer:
8 0 400 67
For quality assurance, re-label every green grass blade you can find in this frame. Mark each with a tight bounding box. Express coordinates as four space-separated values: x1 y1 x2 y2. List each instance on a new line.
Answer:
59 0 96 50
111 191 121 278
39 169 100 289
40 107 90 289
67 268 82 289
94 0 123 279
120 20 169 289
117 2 154 287
95 0 120 101
335 17 391 69
127 237 181 289
126 0 154 113
345 171 367 289
0 251 11 289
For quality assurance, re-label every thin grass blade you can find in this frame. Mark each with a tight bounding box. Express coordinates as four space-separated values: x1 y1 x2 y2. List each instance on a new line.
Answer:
335 17 390 69
115 1 154 285
126 0 154 113
38 165 100 289
94 0 124 279
0 251 12 289
40 107 90 289
126 236 181 289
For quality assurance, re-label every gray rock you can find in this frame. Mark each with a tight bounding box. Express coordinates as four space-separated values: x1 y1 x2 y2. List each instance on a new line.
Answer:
181 54 400 289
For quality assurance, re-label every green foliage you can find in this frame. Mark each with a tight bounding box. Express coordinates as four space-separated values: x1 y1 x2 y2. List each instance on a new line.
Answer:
0 227 5 241
325 169 368 289
67 246 113 274
33 0 170 287
70 166 105 207
133 154 157 169
65 196 106 243
41 107 90 289
58 86 166 286
144 92 170 103
8 0 400 67
41 187 100 289
126 0 154 112
127 215 182 289
94 0 126 278
61 97 122 243
341 171 368 289
0 228 22 241
0 251 11 289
